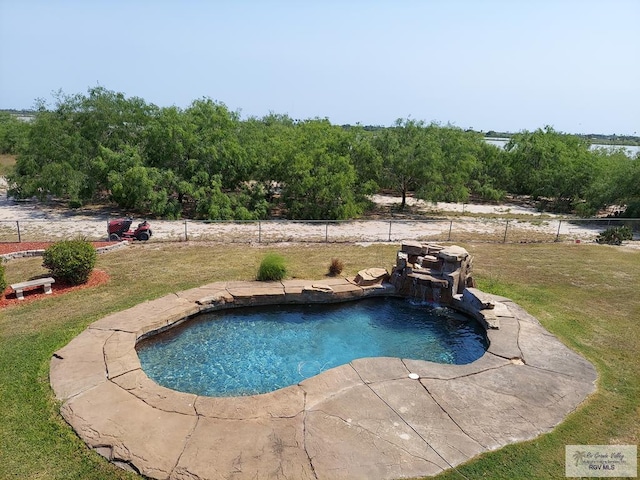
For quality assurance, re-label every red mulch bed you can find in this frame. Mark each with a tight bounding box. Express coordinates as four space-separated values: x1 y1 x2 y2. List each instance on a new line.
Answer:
0 269 110 308
0 242 114 308
0 241 115 255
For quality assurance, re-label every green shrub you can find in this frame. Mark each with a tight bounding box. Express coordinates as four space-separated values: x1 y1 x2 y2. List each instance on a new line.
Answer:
257 253 287 281
328 258 344 276
596 226 633 245
0 261 7 297
42 240 97 285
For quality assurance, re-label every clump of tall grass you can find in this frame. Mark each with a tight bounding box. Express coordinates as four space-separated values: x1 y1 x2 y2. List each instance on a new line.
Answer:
328 258 344 276
256 253 287 281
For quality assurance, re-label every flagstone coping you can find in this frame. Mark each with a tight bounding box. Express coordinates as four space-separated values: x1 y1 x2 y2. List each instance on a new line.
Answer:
50 277 597 479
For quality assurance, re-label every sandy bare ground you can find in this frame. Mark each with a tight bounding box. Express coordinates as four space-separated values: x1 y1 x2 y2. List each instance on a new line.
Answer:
0 178 635 246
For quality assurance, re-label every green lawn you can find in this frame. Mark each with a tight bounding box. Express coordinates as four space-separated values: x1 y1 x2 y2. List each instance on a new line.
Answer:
0 242 638 480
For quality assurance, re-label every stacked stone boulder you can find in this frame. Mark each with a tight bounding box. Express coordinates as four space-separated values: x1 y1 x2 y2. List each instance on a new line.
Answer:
389 241 474 304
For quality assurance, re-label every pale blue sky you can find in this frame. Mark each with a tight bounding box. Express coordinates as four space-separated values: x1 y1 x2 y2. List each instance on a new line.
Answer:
1 1 638 135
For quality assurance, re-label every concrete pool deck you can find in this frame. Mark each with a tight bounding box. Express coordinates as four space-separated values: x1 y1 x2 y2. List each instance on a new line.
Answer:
50 277 597 479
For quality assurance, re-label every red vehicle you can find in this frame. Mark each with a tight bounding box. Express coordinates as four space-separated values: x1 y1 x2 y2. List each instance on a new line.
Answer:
107 218 152 241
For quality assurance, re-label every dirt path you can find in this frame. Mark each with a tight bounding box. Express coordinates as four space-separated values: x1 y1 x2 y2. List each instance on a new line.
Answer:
0 179 634 246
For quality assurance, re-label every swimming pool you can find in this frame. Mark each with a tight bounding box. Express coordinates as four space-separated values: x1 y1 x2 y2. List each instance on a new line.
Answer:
137 297 488 397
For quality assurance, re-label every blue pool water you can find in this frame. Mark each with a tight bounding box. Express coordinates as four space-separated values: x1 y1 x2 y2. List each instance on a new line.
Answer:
137 297 488 397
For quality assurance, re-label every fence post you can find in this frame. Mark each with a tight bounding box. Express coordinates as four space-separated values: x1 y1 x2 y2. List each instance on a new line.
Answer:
555 219 562 242
448 220 453 241
258 221 261 243
388 220 392 242
325 223 329 242
184 220 188 241
17 220 21 243
503 219 510 243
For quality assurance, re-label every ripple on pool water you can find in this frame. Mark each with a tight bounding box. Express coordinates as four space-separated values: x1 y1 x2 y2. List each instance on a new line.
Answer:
137 297 488 397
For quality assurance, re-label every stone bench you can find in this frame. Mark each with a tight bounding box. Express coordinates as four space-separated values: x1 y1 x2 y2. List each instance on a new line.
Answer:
10 277 55 300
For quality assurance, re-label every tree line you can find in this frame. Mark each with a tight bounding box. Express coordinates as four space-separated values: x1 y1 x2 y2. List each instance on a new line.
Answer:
1 87 638 219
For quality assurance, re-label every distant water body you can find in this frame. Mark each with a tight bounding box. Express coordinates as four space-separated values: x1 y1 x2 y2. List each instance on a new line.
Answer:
485 138 639 157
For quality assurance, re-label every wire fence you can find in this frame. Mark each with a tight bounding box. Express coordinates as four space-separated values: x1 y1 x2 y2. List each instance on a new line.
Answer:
1 216 638 245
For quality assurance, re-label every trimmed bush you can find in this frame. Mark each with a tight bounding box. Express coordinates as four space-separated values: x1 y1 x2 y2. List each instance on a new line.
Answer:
328 258 344 276
257 253 287 281
596 226 633 245
42 240 97 285
0 261 6 297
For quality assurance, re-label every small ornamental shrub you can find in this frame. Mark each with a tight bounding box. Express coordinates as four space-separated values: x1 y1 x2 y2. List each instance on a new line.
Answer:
42 239 97 285
0 261 7 297
596 226 633 245
328 258 344 276
257 253 287 281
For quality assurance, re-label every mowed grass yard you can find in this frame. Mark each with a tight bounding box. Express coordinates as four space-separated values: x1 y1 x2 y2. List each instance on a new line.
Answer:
0 241 638 480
